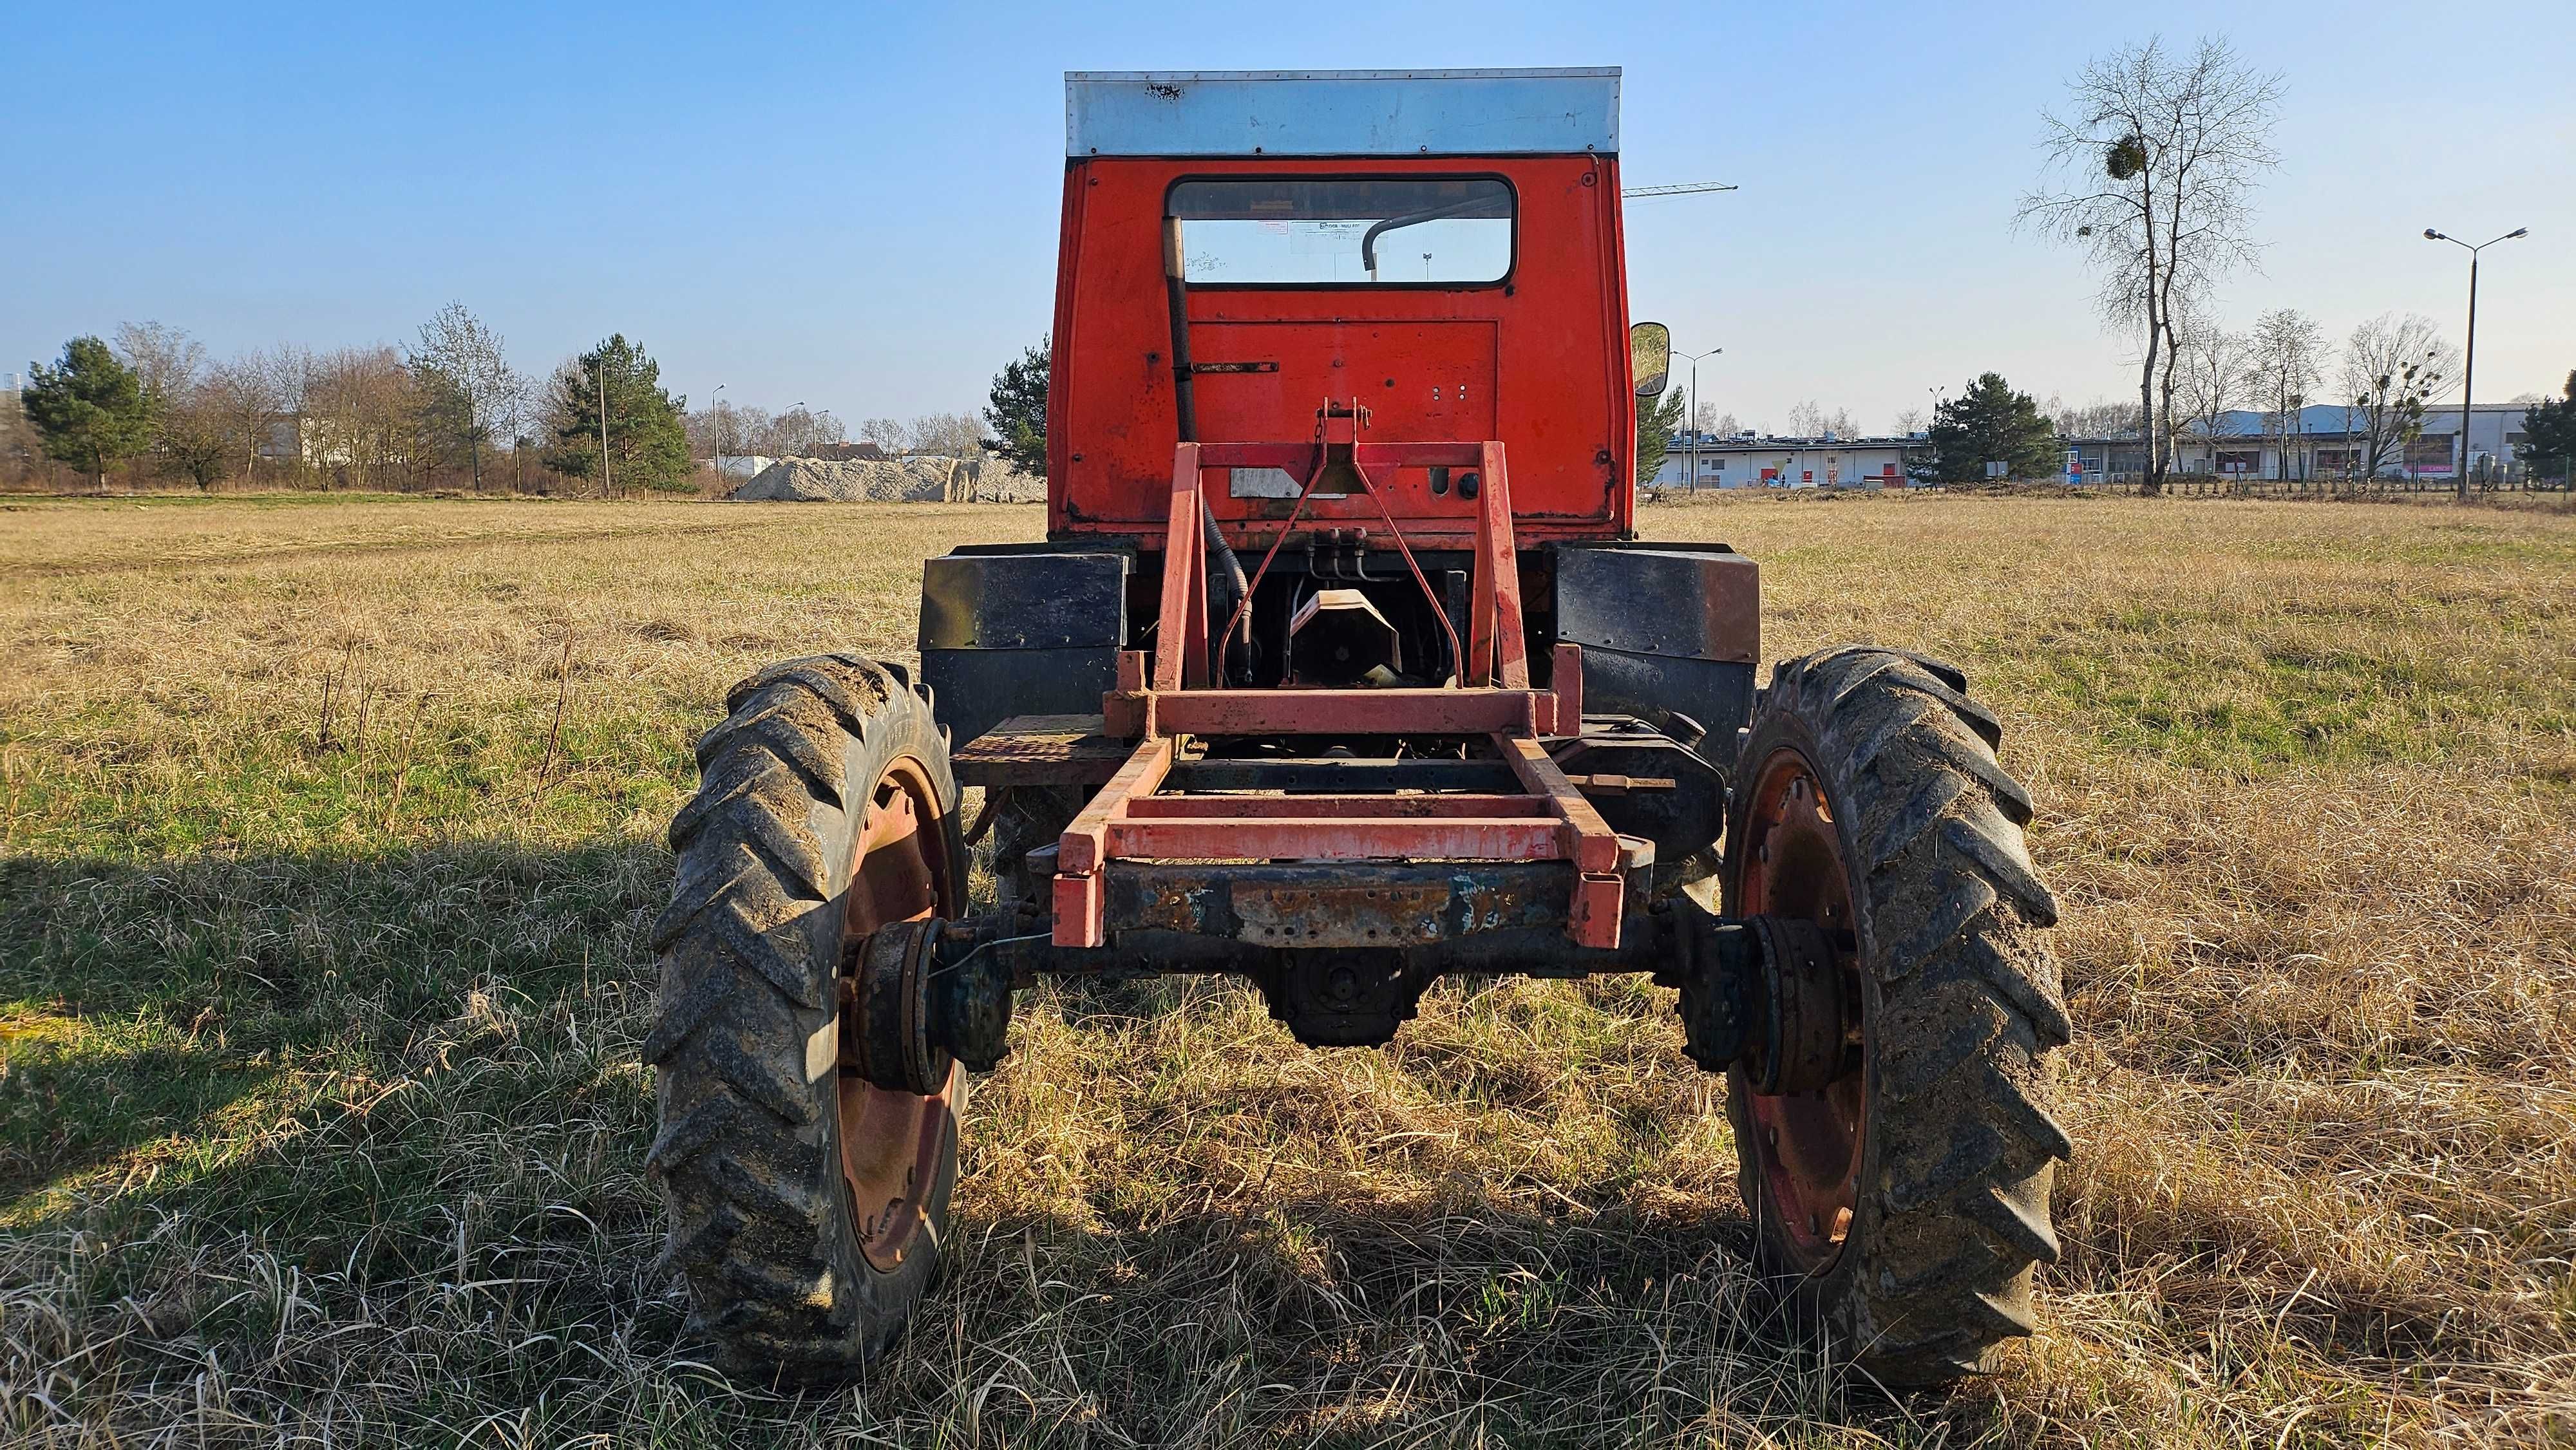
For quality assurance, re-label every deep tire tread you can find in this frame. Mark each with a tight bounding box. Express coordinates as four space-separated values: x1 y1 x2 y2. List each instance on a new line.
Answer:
1723 646 2070 1387
651 653 958 1384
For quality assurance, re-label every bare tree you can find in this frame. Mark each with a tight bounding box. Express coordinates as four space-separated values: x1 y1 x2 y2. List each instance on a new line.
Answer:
2248 308 2325 480
858 416 909 453
2168 315 2245 468
156 379 240 491
0 382 33 487
1783 400 1857 438
259 346 317 485
1893 407 1927 437
2020 36 2283 494
2342 312 2456 480
111 321 207 483
907 411 990 458
196 355 286 484
2048 396 2145 437
687 402 777 473
761 405 848 457
112 321 207 412
301 346 418 490
409 303 522 491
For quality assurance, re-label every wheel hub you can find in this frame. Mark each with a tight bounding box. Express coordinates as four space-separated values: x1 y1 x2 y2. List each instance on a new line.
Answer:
1735 748 1868 1270
835 761 958 1274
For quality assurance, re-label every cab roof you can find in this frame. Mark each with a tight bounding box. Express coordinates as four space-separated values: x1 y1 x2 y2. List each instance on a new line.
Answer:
1066 68 1620 158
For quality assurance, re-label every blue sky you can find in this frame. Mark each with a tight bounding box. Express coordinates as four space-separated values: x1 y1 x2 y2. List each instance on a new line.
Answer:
8 1 2571 434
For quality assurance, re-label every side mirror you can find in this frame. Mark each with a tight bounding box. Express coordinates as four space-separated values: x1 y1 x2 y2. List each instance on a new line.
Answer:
1631 321 1672 398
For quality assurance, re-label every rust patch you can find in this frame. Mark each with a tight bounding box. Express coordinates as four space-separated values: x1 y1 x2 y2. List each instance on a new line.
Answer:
1233 882 1449 947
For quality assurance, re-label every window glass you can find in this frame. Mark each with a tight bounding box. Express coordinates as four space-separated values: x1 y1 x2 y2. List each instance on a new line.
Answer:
1167 177 1513 285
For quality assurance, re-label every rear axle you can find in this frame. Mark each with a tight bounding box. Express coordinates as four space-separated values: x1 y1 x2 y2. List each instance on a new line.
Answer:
837 891 1853 1079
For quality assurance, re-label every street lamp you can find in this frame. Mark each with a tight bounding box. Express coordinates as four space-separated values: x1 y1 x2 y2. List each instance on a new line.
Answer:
2425 225 2528 499
712 383 727 484
1674 346 1723 491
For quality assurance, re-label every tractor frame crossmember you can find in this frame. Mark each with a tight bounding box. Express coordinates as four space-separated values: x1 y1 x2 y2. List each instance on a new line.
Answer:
1059 424 1624 951
867 427 1848 1072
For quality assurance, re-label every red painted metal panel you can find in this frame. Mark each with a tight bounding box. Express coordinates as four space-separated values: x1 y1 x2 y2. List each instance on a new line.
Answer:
1053 735 1172 946
1124 793 1548 818
1052 869 1104 950
1150 688 1544 737
1550 642 1583 726
1199 441 1487 471
1048 154 1633 546
1196 320 1497 446
1476 440 1531 688
1104 816 1568 863
1570 872 1624 950
1057 736 1174 876
1153 446 1205 692
1495 734 1622 876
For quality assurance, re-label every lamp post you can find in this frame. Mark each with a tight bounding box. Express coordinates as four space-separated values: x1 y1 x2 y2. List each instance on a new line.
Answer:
2425 226 2528 500
1674 346 1723 491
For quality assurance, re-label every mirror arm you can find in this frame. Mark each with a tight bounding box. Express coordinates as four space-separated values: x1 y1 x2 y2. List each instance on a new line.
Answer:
1359 198 1495 278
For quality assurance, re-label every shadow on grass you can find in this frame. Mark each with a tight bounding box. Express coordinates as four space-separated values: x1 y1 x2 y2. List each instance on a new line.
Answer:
0 843 661 1227
0 843 1993 1447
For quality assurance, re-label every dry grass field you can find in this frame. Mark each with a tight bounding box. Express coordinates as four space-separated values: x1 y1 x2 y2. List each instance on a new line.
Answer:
3 491 2571 1447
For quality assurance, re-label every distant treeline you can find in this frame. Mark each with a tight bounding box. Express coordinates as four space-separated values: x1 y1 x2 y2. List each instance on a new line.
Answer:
1 306 1003 496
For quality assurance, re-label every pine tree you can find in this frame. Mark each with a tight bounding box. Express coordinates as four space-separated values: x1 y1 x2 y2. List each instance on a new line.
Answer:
1634 387 1688 485
545 335 692 494
1927 373 2059 484
2520 371 2576 484
983 337 1049 478
23 337 155 492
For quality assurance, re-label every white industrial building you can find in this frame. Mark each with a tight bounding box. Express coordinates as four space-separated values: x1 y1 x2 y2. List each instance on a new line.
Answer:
1652 431 1917 490
2171 404 2543 481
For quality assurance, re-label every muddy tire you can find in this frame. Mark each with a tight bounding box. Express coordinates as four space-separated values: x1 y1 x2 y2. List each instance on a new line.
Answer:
646 654 967 1384
985 784 1085 909
1721 646 2072 1386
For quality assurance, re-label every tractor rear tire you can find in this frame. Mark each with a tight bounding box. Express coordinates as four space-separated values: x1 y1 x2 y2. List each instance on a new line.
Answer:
646 654 967 1384
1721 646 2072 1386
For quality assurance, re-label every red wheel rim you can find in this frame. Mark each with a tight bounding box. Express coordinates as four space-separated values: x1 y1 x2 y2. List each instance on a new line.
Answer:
1738 746 1866 1272
838 757 958 1274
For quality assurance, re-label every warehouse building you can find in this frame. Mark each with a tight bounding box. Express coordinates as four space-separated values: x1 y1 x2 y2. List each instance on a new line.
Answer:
1652 431 1917 489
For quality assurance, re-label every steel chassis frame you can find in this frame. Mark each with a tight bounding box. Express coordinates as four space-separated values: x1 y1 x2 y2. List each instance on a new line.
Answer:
1049 427 1629 954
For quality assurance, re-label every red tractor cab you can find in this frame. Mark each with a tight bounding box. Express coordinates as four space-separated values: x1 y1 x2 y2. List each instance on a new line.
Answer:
656 69 2070 1393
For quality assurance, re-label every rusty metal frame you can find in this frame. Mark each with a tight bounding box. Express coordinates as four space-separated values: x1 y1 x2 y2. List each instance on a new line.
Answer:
1052 433 1620 952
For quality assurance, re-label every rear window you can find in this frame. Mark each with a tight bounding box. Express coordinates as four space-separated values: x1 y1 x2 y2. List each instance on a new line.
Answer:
1166 177 1513 286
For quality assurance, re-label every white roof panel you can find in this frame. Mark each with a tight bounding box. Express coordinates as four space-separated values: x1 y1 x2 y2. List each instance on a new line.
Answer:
1067 68 1619 158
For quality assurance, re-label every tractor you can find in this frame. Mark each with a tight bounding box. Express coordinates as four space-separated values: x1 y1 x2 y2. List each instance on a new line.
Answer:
649 68 2069 1388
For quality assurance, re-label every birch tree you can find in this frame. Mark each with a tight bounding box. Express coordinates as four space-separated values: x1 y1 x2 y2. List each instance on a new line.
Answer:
2249 308 2325 478
2019 36 2282 494
2168 307 2246 466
